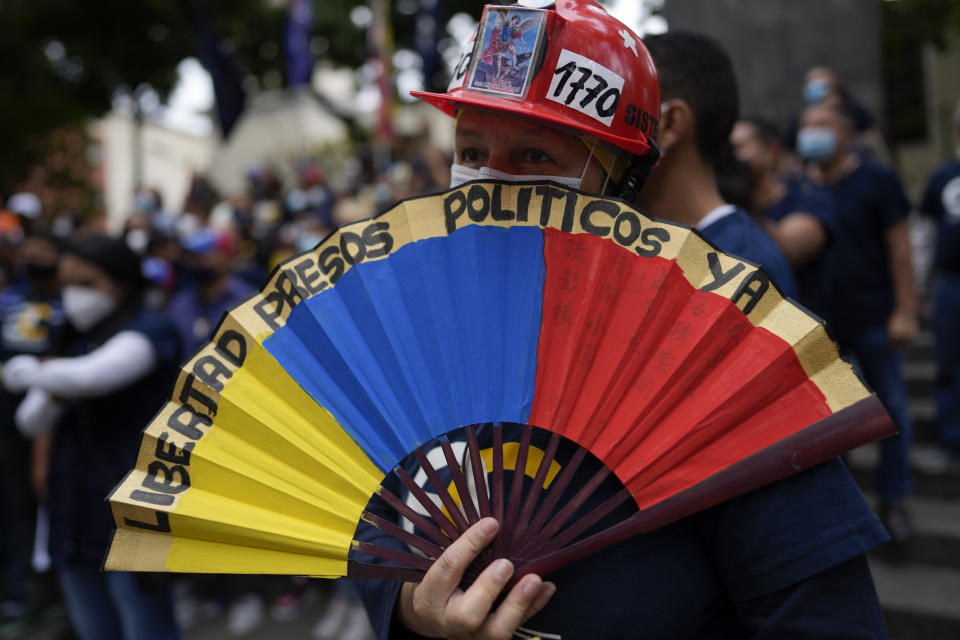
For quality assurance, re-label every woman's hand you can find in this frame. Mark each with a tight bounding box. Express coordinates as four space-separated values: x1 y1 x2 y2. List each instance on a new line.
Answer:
1 354 40 393
397 518 556 639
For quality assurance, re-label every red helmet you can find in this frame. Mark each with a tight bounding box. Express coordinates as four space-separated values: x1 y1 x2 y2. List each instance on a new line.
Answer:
412 0 660 160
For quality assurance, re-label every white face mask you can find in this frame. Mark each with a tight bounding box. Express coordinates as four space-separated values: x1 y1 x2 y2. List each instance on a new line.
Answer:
62 285 117 332
125 228 149 255
449 143 597 190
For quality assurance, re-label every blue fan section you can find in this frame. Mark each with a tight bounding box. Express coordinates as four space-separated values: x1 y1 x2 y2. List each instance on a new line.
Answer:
262 224 546 472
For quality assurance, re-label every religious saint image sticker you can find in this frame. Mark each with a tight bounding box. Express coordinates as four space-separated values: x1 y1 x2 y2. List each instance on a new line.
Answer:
466 6 547 99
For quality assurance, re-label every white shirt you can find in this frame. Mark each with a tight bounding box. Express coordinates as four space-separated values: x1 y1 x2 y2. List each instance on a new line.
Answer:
696 204 738 231
3 330 158 437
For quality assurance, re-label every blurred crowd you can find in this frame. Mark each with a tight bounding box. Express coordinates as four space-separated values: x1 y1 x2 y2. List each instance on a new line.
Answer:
726 68 960 542
0 58 959 640
0 148 448 640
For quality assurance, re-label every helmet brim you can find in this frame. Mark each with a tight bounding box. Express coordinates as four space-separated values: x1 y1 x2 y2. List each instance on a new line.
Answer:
412 89 656 158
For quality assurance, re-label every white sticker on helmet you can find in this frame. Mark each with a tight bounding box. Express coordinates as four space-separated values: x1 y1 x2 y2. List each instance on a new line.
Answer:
547 49 624 127
447 28 477 92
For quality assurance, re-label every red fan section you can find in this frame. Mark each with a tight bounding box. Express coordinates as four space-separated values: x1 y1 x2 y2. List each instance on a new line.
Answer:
531 228 833 510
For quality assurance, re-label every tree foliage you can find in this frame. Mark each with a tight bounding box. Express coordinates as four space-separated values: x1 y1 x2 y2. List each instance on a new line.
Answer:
884 0 960 51
882 0 960 143
2 0 490 196
2 1 175 192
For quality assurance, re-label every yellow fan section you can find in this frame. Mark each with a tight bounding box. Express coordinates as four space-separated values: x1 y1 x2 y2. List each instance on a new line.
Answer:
107 317 382 576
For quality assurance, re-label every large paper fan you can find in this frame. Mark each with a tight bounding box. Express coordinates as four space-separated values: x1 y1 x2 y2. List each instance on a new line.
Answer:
106 181 894 583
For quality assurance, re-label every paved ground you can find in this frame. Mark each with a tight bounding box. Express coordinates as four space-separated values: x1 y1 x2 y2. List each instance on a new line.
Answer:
853 323 960 640
0 586 376 640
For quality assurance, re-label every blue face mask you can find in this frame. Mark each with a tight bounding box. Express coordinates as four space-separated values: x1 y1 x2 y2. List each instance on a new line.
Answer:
803 79 830 104
796 126 837 162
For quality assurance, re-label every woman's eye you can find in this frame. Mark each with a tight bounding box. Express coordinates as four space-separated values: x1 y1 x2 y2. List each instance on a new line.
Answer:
460 148 483 163
523 149 550 164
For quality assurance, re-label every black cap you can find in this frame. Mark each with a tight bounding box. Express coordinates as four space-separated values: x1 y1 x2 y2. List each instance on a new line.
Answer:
64 234 145 290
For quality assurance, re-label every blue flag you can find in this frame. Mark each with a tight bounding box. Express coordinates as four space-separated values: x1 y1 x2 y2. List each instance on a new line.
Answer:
285 0 315 86
188 0 246 138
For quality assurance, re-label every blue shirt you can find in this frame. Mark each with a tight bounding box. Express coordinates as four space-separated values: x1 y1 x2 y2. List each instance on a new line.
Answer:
819 161 911 343
920 156 960 274
0 280 64 360
762 179 839 317
166 276 256 361
699 207 799 299
355 425 888 639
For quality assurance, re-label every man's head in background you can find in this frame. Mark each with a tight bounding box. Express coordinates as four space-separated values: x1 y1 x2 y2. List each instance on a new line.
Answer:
6 192 42 236
798 100 856 167
639 31 741 223
731 117 782 178
802 66 841 105
20 231 61 286
179 228 237 298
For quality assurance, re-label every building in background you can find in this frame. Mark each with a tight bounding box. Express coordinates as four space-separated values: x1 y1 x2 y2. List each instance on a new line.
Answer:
662 0 885 131
660 0 960 200
93 111 215 232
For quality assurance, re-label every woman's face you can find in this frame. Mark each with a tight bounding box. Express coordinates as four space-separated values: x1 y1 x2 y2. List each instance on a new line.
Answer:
59 254 123 303
454 109 607 192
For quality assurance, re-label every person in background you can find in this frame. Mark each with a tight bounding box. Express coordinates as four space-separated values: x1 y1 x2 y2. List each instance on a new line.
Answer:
167 228 256 361
177 175 222 240
140 229 181 312
0 230 65 623
639 33 798 298
731 116 838 314
785 66 891 166
287 162 335 229
918 99 960 468
800 98 918 542
5 192 43 237
0 234 181 640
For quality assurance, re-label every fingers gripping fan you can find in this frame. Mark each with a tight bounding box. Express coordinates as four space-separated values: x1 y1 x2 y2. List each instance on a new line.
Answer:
106 181 894 583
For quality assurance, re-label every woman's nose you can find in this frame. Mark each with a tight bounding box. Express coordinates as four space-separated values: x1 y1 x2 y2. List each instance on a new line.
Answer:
484 150 516 175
